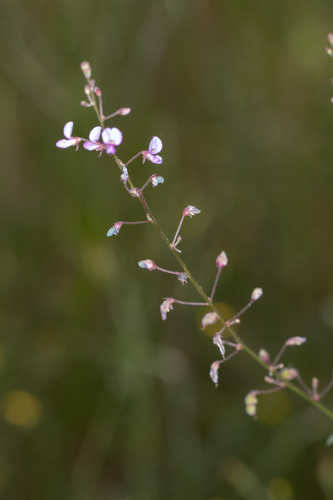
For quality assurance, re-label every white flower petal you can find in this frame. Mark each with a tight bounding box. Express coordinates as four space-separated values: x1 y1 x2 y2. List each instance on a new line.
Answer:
63 121 74 139
102 127 123 146
83 141 99 151
56 138 76 149
149 136 162 154
89 126 102 142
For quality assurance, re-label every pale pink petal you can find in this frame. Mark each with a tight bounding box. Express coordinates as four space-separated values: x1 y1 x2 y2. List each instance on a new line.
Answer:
102 127 123 146
56 138 76 149
149 136 162 154
106 144 116 155
89 126 102 142
63 121 74 139
83 141 100 151
150 155 163 164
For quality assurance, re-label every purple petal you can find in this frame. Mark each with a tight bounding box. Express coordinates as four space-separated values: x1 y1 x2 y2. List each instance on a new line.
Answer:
63 121 74 139
89 126 102 142
102 127 123 146
106 144 116 155
56 138 76 149
149 136 162 154
149 154 163 165
83 141 100 151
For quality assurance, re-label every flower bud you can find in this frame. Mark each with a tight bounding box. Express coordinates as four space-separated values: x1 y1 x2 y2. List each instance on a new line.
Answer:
106 221 123 237
138 259 156 271
118 107 131 115
251 287 263 301
259 349 270 365
285 336 306 346
80 61 92 79
216 251 228 268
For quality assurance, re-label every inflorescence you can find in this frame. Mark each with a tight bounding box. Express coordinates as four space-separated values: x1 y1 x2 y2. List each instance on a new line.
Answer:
56 60 333 421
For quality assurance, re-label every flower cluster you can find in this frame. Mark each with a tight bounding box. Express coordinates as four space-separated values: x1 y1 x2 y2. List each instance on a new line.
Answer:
55 59 333 425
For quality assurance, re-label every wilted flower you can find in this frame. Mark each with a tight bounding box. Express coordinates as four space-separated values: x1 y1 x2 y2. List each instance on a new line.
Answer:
56 121 82 150
285 336 307 346
106 221 123 237
160 298 175 320
213 334 225 358
151 174 164 187
138 259 156 271
251 288 263 301
120 166 128 183
209 360 222 387
178 272 188 285
216 251 228 268
183 205 201 218
201 312 219 329
142 137 163 164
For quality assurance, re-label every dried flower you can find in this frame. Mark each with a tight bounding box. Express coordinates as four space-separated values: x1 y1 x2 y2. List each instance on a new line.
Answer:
285 336 307 346
120 166 129 183
138 259 156 271
213 334 225 358
251 288 263 301
142 137 163 164
106 222 123 237
209 360 222 387
201 312 219 329
178 272 188 285
151 174 164 187
183 205 201 218
160 298 175 320
56 121 82 150
216 251 228 268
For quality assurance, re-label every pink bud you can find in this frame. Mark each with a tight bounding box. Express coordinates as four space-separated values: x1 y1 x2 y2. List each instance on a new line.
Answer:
118 107 131 115
259 349 270 365
285 336 306 346
216 251 228 268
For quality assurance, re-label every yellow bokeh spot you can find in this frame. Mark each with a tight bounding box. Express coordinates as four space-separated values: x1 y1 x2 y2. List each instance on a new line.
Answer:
3 390 42 428
268 477 293 500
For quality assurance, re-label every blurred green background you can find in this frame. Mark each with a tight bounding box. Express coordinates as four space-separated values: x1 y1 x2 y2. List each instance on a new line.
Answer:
1 0 333 499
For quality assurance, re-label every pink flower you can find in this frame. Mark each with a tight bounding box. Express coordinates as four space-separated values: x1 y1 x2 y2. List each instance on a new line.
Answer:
83 126 123 154
83 126 104 152
142 137 163 164
102 127 123 155
56 121 82 150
